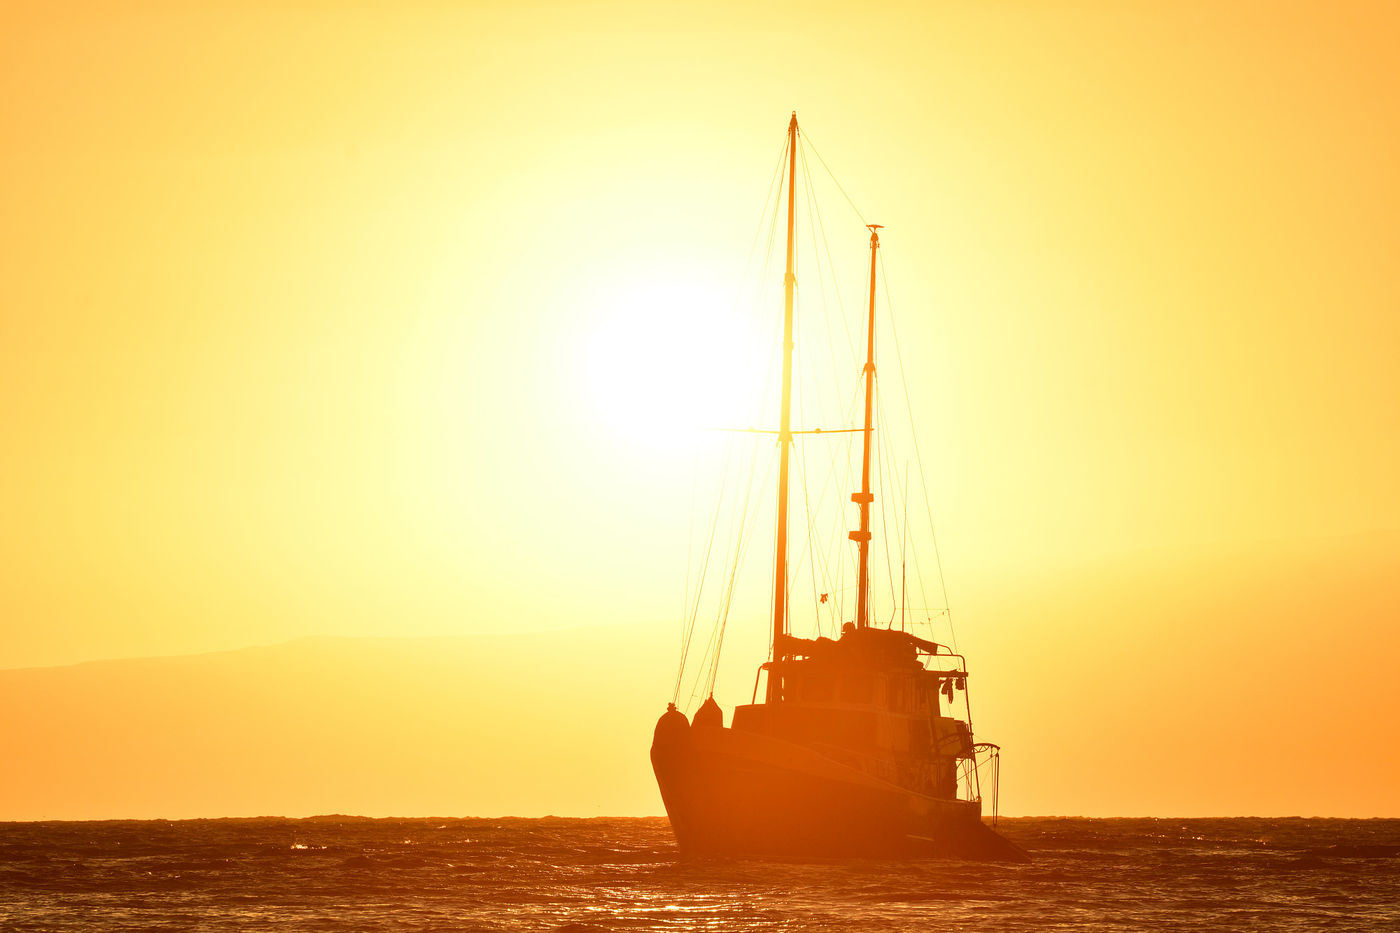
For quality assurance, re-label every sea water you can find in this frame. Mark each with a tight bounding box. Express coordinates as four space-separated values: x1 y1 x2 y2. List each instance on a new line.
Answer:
1 817 1396 931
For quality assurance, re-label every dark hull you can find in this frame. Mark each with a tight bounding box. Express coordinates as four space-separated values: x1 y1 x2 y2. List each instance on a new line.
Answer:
651 722 1026 861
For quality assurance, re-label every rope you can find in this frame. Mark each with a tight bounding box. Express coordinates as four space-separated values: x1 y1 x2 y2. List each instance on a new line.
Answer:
673 425 738 702
692 128 794 700
874 376 899 621
800 135 860 370
672 131 789 705
700 443 776 700
795 142 848 637
800 129 867 227
878 252 958 651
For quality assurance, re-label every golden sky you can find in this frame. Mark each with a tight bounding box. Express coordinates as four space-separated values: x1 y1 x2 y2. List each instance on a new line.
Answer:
2 1 1398 817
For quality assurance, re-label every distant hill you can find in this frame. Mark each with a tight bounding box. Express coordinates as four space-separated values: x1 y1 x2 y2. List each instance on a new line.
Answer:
3 533 1397 820
1 625 675 821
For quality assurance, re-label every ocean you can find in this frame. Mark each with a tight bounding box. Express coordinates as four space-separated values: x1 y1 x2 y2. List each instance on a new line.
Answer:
1 817 1396 931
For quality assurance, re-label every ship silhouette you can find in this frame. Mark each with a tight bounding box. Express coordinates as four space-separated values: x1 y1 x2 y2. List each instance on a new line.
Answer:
651 113 1026 861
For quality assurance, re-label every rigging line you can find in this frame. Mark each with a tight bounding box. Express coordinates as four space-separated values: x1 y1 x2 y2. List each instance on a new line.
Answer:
792 438 833 637
785 447 812 633
799 129 867 227
797 140 868 629
753 276 783 421
735 142 787 422
787 292 820 638
678 169 786 694
791 376 858 634
675 439 733 694
835 546 845 626
797 142 854 433
907 498 936 631
788 333 814 637
753 180 784 420
826 383 864 619
901 463 909 632
900 462 937 636
680 447 699 654
874 377 899 623
726 134 788 424
877 255 958 652
800 145 864 568
797 143 833 430
869 308 935 635
737 142 796 692
794 155 850 569
699 430 767 689
873 403 907 627
706 429 771 666
675 142 789 706
809 433 848 636
861 239 895 626
827 382 864 625
743 137 788 435
681 126 794 707
673 430 739 703
760 132 792 244
705 444 778 697
804 378 862 533
793 309 847 637
800 135 860 371
879 383 912 626
736 133 793 298
816 449 847 635
798 448 830 637
768 152 811 642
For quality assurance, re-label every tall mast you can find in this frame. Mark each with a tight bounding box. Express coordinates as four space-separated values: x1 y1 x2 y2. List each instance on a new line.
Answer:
852 224 881 628
768 111 799 702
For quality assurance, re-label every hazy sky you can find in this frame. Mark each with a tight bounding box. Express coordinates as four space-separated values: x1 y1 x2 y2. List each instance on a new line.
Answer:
2 2 1398 816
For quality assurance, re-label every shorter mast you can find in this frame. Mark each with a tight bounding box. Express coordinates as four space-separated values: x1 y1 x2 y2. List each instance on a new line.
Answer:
851 225 881 629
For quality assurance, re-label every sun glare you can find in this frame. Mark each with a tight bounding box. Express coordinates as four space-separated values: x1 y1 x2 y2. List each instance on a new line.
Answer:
579 274 767 454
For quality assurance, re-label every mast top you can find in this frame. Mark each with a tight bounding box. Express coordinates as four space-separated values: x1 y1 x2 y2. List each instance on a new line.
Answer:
769 107 800 700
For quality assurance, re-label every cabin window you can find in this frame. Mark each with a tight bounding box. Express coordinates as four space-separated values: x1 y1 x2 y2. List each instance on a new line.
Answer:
837 674 874 705
787 669 835 703
886 677 912 712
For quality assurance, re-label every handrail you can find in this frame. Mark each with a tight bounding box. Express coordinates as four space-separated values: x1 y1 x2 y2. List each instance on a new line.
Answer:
972 742 1001 826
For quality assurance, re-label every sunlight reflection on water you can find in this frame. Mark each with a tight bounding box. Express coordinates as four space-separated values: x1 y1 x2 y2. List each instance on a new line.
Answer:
0 817 1396 931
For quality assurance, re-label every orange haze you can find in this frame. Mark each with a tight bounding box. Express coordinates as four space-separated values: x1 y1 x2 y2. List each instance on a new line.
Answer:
2 2 1397 818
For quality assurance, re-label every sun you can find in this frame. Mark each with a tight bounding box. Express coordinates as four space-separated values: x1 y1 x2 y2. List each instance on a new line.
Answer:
578 271 769 455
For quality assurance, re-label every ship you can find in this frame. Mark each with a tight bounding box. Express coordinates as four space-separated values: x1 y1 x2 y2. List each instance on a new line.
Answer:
650 113 1026 861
